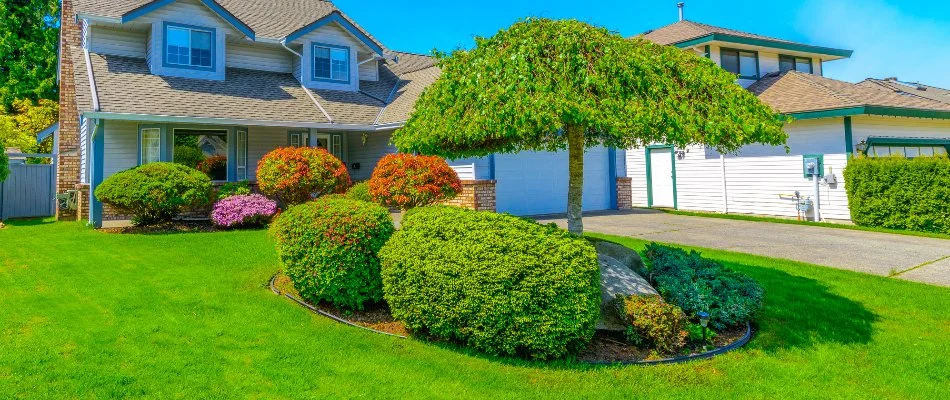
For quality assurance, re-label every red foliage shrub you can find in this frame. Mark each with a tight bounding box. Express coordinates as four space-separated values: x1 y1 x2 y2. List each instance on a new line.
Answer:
257 147 350 205
368 154 462 209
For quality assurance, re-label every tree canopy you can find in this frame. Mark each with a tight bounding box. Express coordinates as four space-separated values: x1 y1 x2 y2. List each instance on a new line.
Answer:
393 18 787 233
0 0 60 112
0 98 58 154
0 141 8 183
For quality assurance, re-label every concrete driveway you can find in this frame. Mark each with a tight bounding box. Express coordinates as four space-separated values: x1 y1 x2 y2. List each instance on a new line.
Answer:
534 209 950 287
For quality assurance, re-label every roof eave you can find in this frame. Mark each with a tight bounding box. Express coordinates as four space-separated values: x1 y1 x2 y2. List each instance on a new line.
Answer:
81 111 405 131
674 33 853 59
788 106 950 120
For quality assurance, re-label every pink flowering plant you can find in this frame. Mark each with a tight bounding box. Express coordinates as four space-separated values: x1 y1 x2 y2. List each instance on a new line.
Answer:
212 194 278 228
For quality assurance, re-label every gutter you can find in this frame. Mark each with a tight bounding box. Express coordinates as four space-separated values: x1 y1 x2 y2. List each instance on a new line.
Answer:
279 40 334 124
82 111 405 131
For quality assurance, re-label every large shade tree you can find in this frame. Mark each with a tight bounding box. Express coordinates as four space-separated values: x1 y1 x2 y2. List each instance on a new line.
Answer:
393 18 787 234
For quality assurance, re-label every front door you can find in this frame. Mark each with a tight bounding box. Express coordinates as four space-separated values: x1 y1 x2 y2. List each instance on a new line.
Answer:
648 147 675 208
313 133 343 160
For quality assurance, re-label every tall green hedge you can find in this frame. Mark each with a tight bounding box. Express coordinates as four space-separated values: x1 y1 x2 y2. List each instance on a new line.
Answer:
844 156 950 234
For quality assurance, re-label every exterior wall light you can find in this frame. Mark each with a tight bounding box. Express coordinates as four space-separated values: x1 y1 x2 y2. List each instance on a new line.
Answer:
855 140 868 155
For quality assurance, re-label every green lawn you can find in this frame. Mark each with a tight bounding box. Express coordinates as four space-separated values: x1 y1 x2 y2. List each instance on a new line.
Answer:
1 221 948 399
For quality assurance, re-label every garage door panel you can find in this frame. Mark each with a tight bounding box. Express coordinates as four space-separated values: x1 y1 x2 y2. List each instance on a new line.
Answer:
495 147 612 215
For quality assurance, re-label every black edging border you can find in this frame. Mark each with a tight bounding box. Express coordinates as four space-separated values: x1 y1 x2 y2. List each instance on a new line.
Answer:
269 274 752 365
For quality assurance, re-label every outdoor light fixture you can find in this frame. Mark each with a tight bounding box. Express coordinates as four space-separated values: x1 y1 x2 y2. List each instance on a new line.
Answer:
698 311 710 345
855 140 868 155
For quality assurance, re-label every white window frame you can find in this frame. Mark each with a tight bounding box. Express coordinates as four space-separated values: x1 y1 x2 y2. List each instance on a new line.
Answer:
236 129 248 181
140 128 161 165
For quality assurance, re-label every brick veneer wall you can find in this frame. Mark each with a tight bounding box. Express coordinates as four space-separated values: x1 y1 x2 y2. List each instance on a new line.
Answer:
616 177 633 210
443 180 496 212
57 0 83 220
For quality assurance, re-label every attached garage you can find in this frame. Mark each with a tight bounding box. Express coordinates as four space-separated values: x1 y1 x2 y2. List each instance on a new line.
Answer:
493 146 617 216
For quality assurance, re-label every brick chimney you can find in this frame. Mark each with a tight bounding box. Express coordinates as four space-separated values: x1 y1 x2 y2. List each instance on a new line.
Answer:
57 0 84 220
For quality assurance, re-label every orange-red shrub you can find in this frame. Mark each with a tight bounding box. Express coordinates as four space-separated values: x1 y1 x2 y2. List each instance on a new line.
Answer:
368 154 462 209
257 147 350 205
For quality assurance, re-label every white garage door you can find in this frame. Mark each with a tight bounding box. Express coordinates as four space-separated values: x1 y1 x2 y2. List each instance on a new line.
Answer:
495 147 612 215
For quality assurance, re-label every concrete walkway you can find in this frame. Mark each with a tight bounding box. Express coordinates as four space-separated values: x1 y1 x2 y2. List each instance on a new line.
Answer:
535 209 950 287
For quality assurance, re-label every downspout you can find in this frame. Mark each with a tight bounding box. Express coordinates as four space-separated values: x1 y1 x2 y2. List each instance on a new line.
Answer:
280 40 334 123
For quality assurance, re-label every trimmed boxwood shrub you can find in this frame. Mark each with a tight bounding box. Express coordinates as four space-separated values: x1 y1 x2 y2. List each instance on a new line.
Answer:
257 147 351 206
379 206 601 360
345 181 373 203
618 294 688 354
94 162 213 225
270 197 394 310
368 153 462 209
643 243 762 330
844 155 950 234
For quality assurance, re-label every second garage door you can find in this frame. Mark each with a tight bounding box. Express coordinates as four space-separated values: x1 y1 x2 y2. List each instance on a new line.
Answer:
494 147 613 215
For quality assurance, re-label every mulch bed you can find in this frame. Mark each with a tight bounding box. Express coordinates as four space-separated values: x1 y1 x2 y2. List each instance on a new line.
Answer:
99 220 220 234
272 273 749 363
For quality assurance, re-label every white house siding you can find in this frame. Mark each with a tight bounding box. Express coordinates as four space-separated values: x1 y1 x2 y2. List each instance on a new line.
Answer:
226 42 292 73
88 27 147 58
626 118 852 220
851 115 950 144
247 126 289 181
346 130 396 181
291 23 371 92
359 60 379 81
102 121 139 179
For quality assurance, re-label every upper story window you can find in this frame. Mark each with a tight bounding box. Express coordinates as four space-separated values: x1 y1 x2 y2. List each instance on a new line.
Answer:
312 43 350 83
720 48 758 80
164 22 215 70
779 55 813 74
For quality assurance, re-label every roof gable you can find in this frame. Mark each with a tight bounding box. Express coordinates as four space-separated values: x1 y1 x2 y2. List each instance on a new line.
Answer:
121 0 255 39
284 12 384 55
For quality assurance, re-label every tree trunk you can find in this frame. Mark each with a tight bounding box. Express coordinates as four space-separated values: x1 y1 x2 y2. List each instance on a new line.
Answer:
566 123 584 235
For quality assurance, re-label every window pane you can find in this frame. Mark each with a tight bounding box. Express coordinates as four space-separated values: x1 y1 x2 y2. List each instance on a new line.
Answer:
871 145 889 157
191 30 212 67
905 146 920 158
289 133 300 147
174 129 229 181
330 48 348 81
890 146 906 157
739 51 757 77
236 130 247 181
141 128 161 164
166 27 190 66
919 146 934 156
935 146 948 156
313 46 331 79
779 56 794 72
720 50 739 75
795 58 812 73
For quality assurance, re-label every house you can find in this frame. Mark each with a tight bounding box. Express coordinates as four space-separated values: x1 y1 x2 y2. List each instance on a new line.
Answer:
57 1 950 227
630 16 950 222
57 0 627 227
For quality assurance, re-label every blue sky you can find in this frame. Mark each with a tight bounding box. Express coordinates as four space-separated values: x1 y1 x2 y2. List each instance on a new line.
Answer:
334 0 950 87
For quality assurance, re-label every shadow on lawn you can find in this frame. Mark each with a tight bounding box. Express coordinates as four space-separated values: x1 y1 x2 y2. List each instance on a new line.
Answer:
1 217 57 227
725 263 878 352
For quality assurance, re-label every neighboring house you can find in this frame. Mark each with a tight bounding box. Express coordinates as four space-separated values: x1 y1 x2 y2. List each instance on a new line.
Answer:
57 1 950 227
631 17 950 221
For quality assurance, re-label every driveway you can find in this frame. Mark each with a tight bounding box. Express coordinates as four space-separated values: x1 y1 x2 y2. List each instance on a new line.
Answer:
534 209 950 287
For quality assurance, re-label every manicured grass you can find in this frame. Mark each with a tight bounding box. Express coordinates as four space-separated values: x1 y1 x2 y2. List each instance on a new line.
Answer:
1 221 948 399
659 208 950 240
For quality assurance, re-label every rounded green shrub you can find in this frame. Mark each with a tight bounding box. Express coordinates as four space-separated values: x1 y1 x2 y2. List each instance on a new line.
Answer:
94 162 213 225
379 206 601 360
617 294 687 354
270 197 395 310
345 181 373 203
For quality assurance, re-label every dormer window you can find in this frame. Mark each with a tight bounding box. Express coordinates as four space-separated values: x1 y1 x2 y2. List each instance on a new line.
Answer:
164 22 215 70
312 43 350 83
779 55 813 74
720 48 759 80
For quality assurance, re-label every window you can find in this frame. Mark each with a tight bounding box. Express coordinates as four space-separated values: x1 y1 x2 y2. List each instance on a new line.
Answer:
140 128 161 164
288 131 310 147
866 137 950 158
312 44 349 82
779 55 813 74
236 130 248 181
720 48 758 79
165 23 214 69
174 129 229 181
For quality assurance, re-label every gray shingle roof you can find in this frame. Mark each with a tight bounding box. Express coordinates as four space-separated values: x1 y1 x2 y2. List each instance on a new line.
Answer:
75 48 331 124
747 71 950 115
857 78 950 105
640 20 802 46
